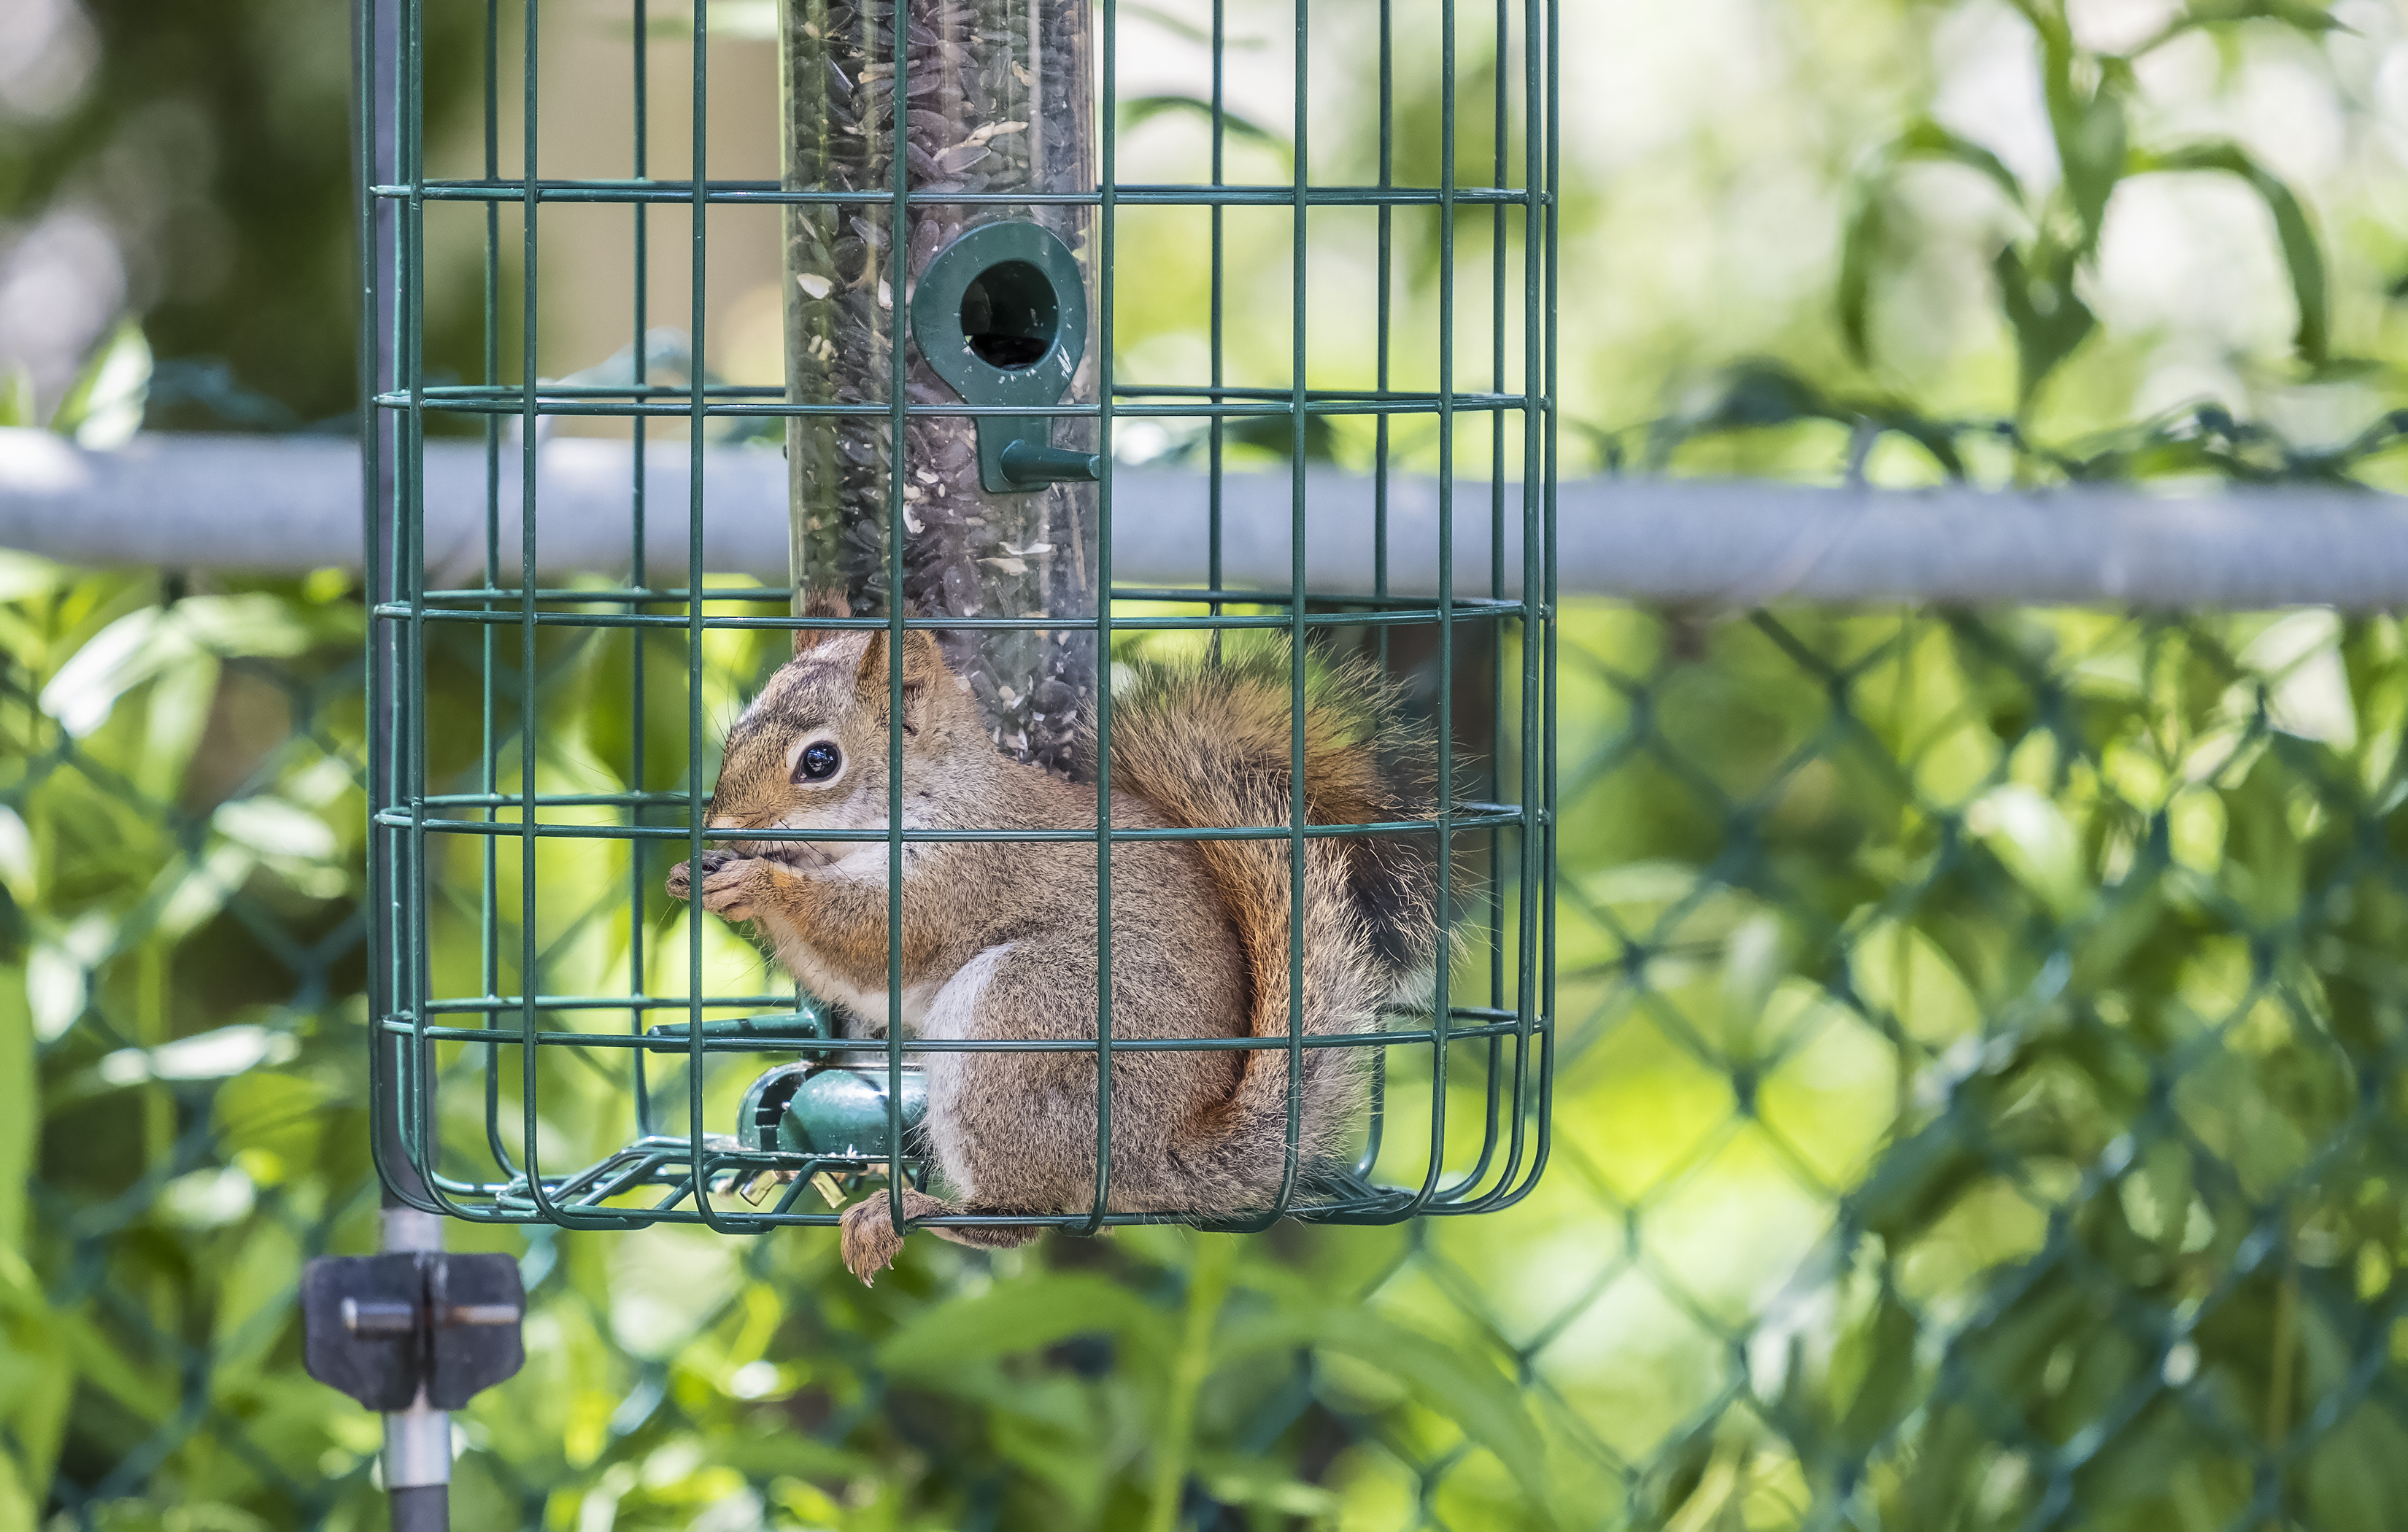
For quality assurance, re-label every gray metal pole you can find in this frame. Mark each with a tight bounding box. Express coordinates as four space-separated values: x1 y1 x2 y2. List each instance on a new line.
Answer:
378 1209 452 1531
355 0 452 1524
15 433 2408 609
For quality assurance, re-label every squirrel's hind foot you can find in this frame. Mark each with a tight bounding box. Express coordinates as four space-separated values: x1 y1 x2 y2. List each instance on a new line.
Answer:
838 1194 918 1285
838 1188 1042 1285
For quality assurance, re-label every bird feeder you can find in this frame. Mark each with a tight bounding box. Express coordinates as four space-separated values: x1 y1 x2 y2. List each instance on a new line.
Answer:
361 0 1559 1239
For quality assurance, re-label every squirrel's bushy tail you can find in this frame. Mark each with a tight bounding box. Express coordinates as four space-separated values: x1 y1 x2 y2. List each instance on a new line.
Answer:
1098 642 1440 1191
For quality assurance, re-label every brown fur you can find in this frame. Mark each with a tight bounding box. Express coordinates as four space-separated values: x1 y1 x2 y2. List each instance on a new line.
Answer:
669 598 1439 1283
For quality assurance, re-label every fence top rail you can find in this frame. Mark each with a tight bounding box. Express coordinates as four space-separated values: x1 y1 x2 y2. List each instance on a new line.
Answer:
7 427 2407 609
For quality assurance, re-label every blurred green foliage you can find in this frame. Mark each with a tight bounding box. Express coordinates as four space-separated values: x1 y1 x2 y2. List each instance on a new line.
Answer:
1838 2 2338 422
1096 0 2408 489
9 0 2408 1528
0 0 488 432
11 542 2408 1528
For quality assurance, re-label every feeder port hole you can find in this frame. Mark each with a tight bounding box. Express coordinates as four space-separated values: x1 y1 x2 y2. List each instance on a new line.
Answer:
960 259 1060 371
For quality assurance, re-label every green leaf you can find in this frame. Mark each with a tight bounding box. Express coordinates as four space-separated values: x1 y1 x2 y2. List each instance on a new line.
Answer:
132 651 220 805
1851 1112 1988 1241
1118 95 1294 166
1219 1303 1548 1508
1994 240 2097 412
2304 1401 2408 1532
990 1393 1117 1524
0 368 34 430
1969 783 2090 919
0 551 65 606
0 1249 71 1505
2153 0 2347 46
1834 1291 1921 1455
1694 360 1831 432
214 1070 331 1169
2065 93 2129 250
873 1272 1167 1375
2026 7 2129 250
1865 408 1970 479
1837 193 1884 366
2135 142 2328 364
1839 121 2025 366
48 319 151 449
1195 1454 1340 1517
1318 1313 1548 1509
208 1220 304 1365
38 594 326 738
0 969 26 1255
1894 120 2027 208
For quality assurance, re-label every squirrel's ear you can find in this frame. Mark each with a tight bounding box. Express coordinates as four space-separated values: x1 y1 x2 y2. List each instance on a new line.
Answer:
854 625 947 700
792 588 850 656
857 627 946 735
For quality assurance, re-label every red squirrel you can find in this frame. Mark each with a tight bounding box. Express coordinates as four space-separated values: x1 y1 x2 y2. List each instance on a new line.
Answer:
667 597 1440 1283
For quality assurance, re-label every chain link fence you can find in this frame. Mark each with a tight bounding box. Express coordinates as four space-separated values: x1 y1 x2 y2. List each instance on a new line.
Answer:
8 530 2405 1530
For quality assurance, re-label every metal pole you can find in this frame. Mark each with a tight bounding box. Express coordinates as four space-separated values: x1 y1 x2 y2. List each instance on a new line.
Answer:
358 0 452 1524
379 1205 452 1531
27 433 2408 609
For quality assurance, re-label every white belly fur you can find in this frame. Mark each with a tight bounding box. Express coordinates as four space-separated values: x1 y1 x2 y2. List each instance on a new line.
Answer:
916 942 1014 1200
771 937 935 1034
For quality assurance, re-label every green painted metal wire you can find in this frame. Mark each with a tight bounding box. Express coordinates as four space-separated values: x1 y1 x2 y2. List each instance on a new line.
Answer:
360 0 1557 1237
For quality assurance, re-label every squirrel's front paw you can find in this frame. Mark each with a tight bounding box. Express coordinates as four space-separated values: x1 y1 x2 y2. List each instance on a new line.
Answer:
839 1197 910 1286
665 851 769 922
663 848 736 903
698 854 773 922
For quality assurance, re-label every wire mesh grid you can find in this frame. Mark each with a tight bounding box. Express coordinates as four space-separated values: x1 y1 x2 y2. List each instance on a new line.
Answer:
358 0 1558 1236
14 574 2408 1525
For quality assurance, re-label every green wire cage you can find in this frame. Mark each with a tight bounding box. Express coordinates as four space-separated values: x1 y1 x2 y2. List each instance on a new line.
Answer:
360 0 1558 1237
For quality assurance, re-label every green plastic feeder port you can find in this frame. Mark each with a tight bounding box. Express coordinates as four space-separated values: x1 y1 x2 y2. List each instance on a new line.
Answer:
738 1059 928 1163
647 1007 925 1165
910 221 1098 495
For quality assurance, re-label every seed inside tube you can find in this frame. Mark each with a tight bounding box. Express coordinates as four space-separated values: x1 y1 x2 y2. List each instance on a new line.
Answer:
783 0 1097 775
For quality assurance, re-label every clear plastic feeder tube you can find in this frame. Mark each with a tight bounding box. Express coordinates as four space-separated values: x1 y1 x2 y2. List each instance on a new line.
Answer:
781 0 1097 774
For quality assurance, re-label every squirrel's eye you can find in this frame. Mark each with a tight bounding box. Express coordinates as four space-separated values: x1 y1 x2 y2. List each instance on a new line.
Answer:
795 740 842 781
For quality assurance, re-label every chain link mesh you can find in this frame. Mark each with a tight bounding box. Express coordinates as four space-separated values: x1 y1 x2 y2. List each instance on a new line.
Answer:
9 552 2402 1528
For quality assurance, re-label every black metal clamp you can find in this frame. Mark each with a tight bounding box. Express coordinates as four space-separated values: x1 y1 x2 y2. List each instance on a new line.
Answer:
301 1231 525 1530
302 1250 526 1410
